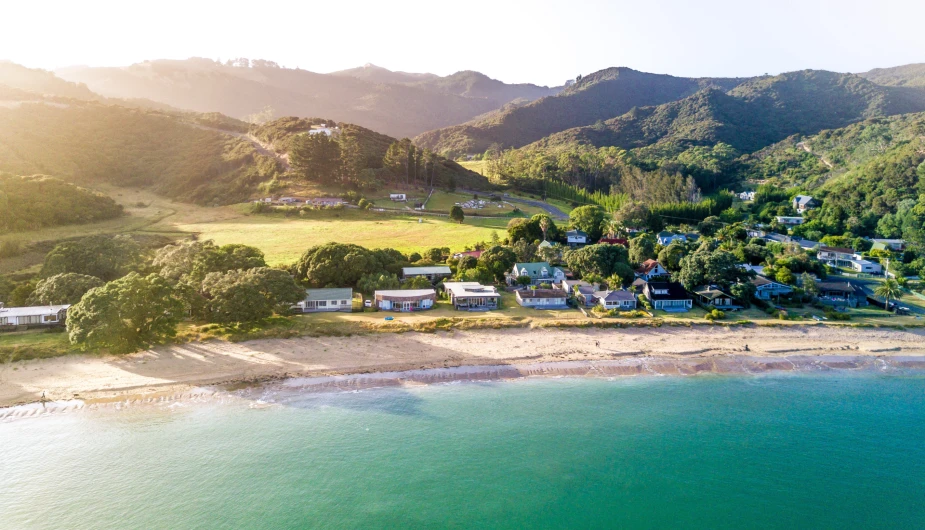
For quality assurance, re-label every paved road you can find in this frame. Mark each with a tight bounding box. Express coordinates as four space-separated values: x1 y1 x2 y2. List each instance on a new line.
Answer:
460 189 569 220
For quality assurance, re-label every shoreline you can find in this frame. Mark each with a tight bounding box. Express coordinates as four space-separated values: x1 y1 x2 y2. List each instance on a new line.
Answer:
2 326 925 411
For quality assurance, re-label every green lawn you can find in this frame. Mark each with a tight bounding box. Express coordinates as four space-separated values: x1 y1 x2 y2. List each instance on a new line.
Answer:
165 209 510 265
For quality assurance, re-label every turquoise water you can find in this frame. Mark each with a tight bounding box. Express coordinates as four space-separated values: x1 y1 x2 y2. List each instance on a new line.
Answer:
2 375 925 529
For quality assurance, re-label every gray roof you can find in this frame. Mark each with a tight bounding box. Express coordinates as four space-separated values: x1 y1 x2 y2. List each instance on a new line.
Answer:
566 229 587 237
594 290 636 302
305 288 352 300
0 304 70 317
517 289 566 299
402 266 451 275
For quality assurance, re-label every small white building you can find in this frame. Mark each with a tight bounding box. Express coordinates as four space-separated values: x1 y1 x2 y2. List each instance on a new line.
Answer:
848 258 882 274
635 260 670 281
0 304 70 327
775 216 805 226
293 288 353 313
566 229 588 247
374 289 436 312
738 191 756 201
514 289 568 309
594 290 637 311
389 193 407 202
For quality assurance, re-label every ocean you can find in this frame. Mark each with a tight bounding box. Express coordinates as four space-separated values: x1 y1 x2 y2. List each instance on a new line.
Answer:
1 374 924 529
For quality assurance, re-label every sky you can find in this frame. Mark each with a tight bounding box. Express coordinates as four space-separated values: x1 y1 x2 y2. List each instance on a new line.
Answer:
3 0 923 86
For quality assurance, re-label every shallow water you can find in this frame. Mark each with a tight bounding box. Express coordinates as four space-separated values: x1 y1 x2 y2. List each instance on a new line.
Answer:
2 374 924 529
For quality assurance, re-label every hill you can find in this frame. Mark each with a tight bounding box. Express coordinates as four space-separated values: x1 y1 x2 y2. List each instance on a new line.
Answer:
0 96 279 205
413 67 744 157
0 173 124 232
531 70 925 155
251 117 489 190
0 61 99 101
860 63 925 88
56 59 554 138
330 63 438 84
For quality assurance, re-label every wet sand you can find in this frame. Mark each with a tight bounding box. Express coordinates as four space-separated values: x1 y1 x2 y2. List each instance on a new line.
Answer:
2 326 925 409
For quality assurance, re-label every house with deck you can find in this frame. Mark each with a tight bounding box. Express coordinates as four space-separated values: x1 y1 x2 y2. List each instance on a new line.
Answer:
293 288 353 313
692 286 741 310
566 229 588 247
817 247 857 269
594 290 638 311
775 216 804 226
635 260 670 281
374 289 436 311
443 282 500 311
817 281 866 308
0 304 70 328
514 288 568 309
750 276 793 300
643 282 693 311
507 262 566 286
402 266 452 282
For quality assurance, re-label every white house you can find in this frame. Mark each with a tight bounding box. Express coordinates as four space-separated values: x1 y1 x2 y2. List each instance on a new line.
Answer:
775 216 804 226
817 247 857 268
635 260 670 281
374 289 436 311
508 262 566 286
738 191 756 201
293 288 353 313
594 290 637 311
0 304 70 327
389 193 407 202
566 229 588 247
848 258 882 274
443 282 500 311
514 288 568 308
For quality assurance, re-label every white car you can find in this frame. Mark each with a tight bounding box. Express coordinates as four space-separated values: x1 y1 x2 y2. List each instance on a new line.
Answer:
364 300 372 308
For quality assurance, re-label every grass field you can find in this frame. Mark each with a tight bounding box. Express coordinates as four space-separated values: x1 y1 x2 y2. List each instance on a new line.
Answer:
458 160 488 176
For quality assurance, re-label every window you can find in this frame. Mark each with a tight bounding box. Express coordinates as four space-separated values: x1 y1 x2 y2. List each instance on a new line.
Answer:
43 314 58 322
0 317 8 325
19 315 42 325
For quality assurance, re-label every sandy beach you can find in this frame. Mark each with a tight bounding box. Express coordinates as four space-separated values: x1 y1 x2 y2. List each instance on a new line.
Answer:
2 325 925 408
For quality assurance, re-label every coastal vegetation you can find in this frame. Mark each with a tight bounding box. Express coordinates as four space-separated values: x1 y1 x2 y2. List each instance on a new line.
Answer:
0 173 123 231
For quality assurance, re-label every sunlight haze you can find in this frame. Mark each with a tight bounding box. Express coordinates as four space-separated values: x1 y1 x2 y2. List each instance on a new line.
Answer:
4 0 924 85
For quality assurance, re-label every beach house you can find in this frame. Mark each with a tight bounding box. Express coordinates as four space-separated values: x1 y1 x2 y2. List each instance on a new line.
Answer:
750 276 793 300
642 282 693 311
293 288 353 313
594 290 638 311
692 286 741 310
507 262 565 286
402 266 452 282
443 282 500 311
374 289 436 311
514 288 568 309
0 304 70 328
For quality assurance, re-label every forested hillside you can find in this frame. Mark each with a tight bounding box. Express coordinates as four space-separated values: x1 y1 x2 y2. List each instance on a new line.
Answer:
252 117 490 190
0 100 281 204
0 61 99 101
56 59 554 138
0 173 124 231
414 67 744 157
860 63 925 88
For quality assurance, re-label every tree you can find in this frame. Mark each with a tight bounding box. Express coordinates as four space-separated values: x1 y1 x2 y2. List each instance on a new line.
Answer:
507 214 561 243
290 133 342 183
458 267 495 284
27 273 103 305
536 243 561 264
569 205 606 241
201 268 304 324
730 282 756 308
478 246 518 282
613 202 650 232
677 247 752 290
564 244 631 278
800 273 819 296
402 276 432 289
657 243 687 273
516 275 533 286
539 216 551 241
512 239 538 262
449 205 465 224
41 235 142 281
357 272 401 295
67 273 184 353
698 216 723 237
628 234 656 265
874 279 904 312
295 243 405 288
154 240 267 285
775 267 795 285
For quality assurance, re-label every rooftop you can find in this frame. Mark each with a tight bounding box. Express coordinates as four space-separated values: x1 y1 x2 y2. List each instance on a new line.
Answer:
375 289 436 298
402 266 452 275
636 259 664 274
517 288 566 299
0 304 70 317
304 288 353 300
594 290 637 302
443 282 500 298
645 282 691 300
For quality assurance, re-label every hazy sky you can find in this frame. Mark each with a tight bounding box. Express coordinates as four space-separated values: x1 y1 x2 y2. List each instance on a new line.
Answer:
4 0 923 86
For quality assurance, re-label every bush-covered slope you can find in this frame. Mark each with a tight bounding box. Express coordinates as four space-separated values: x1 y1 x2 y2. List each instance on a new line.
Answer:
860 63 925 88
530 71 925 155
0 100 280 204
413 67 744 157
0 173 124 231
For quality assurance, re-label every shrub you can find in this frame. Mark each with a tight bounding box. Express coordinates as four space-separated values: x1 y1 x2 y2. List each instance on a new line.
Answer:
704 309 726 321
618 310 648 318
